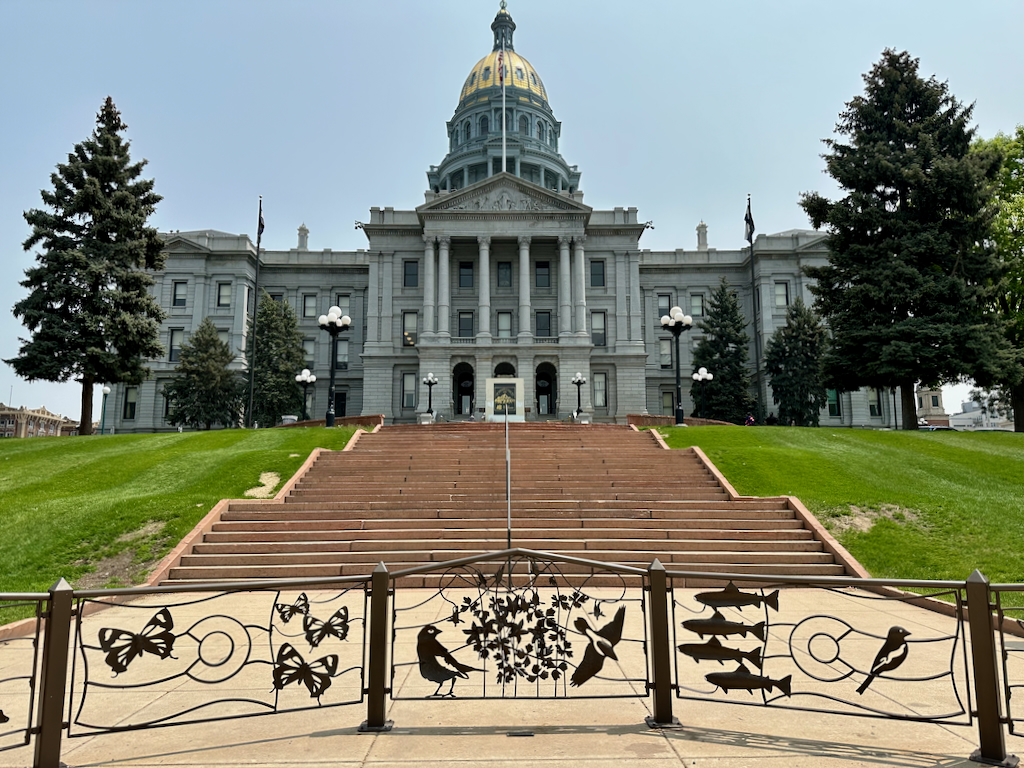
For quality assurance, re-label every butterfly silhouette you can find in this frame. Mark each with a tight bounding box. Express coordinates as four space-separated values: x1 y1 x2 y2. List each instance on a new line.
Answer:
0 709 8 724
98 608 177 675
272 643 339 699
303 607 350 648
274 593 309 624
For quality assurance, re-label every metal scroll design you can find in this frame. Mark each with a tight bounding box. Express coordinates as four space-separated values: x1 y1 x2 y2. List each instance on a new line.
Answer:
992 590 1024 733
671 580 970 724
0 599 44 751
68 585 366 733
390 556 647 699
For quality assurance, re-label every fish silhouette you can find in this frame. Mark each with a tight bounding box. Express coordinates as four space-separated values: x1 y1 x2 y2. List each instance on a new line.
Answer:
678 636 762 668
706 662 791 696
682 611 765 642
695 582 779 612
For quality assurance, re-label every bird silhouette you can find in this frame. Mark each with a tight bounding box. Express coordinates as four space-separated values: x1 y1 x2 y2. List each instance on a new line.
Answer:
416 624 482 697
857 625 911 695
570 605 626 687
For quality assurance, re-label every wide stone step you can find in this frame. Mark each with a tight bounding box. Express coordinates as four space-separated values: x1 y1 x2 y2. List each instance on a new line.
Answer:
220 506 796 522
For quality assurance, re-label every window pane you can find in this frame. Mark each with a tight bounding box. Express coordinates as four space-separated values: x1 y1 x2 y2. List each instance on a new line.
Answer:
402 373 416 409
459 262 473 288
535 261 550 288
459 312 474 337
404 261 418 287
403 312 417 347
335 295 350 318
172 282 187 307
303 294 317 317
497 262 512 287
662 391 674 416
217 283 231 307
592 312 606 346
660 339 672 368
302 339 315 364
536 311 550 337
775 282 789 307
931 395 939 407
869 388 881 417
658 294 671 318
218 330 231 348
690 294 704 316
336 339 349 370
590 261 605 287
169 329 183 362
827 389 841 417
594 372 607 407
497 312 512 338
123 387 138 419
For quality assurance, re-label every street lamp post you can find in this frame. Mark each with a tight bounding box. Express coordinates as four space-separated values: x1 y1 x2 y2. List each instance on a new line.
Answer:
572 372 586 419
100 385 110 435
422 372 438 415
295 369 316 421
691 366 713 420
661 306 693 426
318 306 351 427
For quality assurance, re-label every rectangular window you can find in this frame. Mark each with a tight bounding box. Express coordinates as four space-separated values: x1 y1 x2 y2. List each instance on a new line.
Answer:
216 282 231 307
535 261 550 288
404 260 419 288
403 312 418 347
268 293 284 303
658 294 671 319
590 260 605 287
931 395 939 408
244 286 251 314
302 294 317 318
662 391 674 416
123 387 138 420
336 339 349 370
869 388 882 417
918 396 923 409
217 330 231 348
459 261 474 288
402 372 416 409
497 311 512 338
497 262 512 288
593 372 607 408
163 388 171 419
302 338 315 366
458 311 474 338
169 329 184 362
335 294 350 318
827 389 841 418
591 311 606 346
536 311 551 337
172 281 187 307
774 282 790 308
659 339 672 369
690 294 704 316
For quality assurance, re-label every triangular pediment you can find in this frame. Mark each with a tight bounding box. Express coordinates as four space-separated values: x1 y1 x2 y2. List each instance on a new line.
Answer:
418 173 590 217
161 236 212 254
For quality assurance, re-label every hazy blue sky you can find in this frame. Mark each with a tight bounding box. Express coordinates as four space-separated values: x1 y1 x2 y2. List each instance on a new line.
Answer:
3 1 1022 421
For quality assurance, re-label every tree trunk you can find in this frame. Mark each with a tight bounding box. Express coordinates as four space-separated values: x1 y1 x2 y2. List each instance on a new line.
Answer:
79 377 94 436
1013 382 1024 433
900 380 919 430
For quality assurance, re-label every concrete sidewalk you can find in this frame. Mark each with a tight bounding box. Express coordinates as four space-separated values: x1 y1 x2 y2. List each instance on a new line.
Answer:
2 585 1021 768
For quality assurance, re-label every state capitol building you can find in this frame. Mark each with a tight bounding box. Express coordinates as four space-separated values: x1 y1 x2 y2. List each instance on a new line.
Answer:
104 4 904 432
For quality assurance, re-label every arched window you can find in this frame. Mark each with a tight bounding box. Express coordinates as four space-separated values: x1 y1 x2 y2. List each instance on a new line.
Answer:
454 128 460 145
519 115 529 135
530 72 537 86
464 120 471 139
537 123 544 141
505 110 513 130
470 72 477 86
480 115 489 135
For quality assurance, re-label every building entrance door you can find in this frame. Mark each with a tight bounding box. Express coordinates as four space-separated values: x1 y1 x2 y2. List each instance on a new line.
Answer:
453 363 475 416
535 363 557 418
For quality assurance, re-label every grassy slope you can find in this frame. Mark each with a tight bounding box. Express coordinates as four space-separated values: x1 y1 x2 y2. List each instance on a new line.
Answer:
658 426 1024 584
0 427 356 594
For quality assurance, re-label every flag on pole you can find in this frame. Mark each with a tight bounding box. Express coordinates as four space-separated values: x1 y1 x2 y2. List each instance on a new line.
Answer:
744 196 755 244
497 50 504 85
258 200 265 239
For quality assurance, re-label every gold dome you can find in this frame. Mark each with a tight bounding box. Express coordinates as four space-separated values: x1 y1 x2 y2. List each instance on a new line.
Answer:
459 49 548 103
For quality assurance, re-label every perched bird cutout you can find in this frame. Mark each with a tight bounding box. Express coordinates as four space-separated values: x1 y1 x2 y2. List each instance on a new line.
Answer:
416 624 482 697
857 625 911 695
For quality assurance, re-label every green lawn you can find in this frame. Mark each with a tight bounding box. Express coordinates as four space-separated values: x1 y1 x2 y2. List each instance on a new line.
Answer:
0 427 356 596
658 426 1024 584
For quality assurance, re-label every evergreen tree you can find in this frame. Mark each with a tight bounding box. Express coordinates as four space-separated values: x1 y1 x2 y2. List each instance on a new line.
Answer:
244 290 305 428
801 50 1012 430
6 97 165 435
972 126 1024 431
692 278 753 424
163 318 243 430
765 298 829 426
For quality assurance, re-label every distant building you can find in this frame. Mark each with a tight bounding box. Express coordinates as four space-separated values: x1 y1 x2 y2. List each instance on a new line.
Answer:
916 388 949 428
0 403 78 438
949 401 1014 431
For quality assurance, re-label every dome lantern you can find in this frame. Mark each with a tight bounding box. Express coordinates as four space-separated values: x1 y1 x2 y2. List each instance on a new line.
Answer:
491 0 515 52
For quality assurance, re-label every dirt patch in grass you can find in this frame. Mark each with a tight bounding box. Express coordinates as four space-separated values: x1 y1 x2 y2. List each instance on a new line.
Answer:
73 521 168 589
245 472 280 498
827 504 921 535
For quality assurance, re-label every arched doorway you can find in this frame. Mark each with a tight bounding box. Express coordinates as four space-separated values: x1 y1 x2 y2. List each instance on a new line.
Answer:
453 362 475 416
535 362 557 418
494 362 516 377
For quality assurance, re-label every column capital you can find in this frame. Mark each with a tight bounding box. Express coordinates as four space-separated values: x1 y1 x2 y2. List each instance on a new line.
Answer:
422 234 436 246
557 236 572 248
573 234 587 247
438 235 452 247
477 235 492 247
518 235 532 248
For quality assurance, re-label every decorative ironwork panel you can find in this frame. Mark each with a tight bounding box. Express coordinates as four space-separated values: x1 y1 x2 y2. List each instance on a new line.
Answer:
671 579 970 725
992 589 1024 733
391 557 648 700
0 599 44 751
68 585 367 734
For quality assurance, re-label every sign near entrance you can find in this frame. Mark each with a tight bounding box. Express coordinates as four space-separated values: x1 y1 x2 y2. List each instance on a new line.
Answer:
485 378 525 422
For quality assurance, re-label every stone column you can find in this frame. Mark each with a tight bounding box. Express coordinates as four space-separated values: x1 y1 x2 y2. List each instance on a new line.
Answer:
366 255 379 342
437 236 451 337
558 236 572 336
478 236 491 338
518 235 532 339
423 236 436 336
573 235 587 335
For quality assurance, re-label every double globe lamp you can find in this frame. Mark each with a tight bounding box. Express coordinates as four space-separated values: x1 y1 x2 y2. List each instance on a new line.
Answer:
660 306 693 426
317 306 351 427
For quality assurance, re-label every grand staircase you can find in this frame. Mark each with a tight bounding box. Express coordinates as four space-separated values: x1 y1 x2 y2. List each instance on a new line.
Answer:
163 424 850 586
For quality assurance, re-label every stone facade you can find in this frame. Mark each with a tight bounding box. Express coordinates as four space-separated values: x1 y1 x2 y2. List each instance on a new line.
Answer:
0 403 77 438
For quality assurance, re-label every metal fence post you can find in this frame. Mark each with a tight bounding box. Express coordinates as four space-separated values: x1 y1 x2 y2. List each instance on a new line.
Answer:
34 578 73 768
360 562 393 732
966 569 1016 766
646 559 679 727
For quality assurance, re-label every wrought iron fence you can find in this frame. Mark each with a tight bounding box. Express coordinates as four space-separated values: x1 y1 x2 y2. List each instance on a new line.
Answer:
2 554 1022 768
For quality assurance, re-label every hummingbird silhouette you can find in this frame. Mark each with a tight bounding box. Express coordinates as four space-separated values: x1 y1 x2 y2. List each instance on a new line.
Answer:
570 605 626 687
416 624 482 697
857 626 911 695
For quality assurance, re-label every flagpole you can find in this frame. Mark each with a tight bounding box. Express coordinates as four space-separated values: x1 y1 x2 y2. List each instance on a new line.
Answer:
246 197 264 428
500 43 506 173
746 194 764 422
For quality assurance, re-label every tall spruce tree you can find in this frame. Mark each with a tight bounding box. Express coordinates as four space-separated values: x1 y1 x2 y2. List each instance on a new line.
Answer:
765 298 829 426
163 318 244 430
244 290 305 428
7 98 165 435
801 50 1011 429
971 127 1024 430
692 278 753 424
